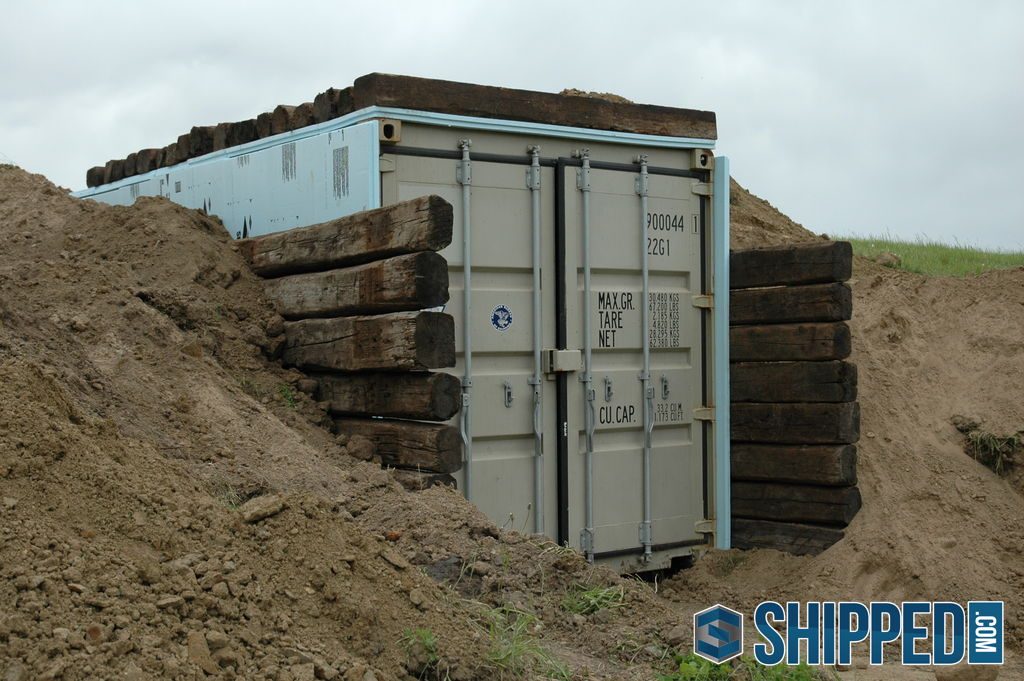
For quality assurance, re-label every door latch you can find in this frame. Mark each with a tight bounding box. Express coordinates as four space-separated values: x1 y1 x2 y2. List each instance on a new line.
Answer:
503 381 514 408
603 376 614 402
542 349 581 374
661 374 670 399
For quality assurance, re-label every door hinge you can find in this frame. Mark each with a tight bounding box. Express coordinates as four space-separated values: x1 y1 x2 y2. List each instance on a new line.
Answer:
456 139 472 186
378 156 396 173
694 407 714 421
694 519 715 534
692 294 713 309
638 520 652 545
525 145 541 190
579 528 594 557
691 183 711 197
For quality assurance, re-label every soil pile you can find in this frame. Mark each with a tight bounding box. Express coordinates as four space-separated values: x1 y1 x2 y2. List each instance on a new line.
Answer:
729 178 823 249
0 166 697 681
669 182 1024 673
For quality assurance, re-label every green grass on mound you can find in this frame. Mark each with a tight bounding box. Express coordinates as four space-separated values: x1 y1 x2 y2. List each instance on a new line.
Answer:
659 652 832 680
843 233 1024 277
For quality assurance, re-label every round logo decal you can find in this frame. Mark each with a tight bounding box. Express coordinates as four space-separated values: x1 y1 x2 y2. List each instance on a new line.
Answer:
490 304 513 332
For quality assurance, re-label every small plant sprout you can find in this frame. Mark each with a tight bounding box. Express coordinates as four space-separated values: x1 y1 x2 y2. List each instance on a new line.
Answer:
277 383 297 409
561 583 626 616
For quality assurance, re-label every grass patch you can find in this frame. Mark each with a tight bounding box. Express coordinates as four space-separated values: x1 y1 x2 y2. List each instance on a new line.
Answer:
660 652 833 680
561 584 626 615
482 606 569 680
400 627 441 679
842 233 1024 277
277 383 297 409
966 430 1021 475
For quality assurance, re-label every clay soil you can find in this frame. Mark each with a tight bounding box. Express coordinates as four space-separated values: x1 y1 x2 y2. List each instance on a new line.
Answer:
1 166 1022 680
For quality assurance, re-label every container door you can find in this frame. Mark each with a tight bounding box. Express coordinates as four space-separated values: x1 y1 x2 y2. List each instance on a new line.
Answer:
390 153 561 538
563 161 706 568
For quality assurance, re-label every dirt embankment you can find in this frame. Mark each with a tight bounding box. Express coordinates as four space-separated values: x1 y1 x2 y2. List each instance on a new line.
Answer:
669 182 1024 670
2 165 1023 679
0 166 702 681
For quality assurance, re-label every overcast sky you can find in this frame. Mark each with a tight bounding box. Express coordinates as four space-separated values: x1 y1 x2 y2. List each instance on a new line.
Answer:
2 1 1021 249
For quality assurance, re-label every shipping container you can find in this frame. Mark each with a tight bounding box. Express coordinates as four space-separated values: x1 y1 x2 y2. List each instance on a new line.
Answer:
74 77 731 572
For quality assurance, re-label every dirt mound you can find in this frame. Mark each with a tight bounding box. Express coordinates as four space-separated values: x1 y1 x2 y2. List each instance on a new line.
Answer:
729 178 822 249
671 184 1024 669
0 166 703 680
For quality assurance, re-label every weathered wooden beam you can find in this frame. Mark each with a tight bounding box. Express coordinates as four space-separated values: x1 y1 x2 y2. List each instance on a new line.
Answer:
162 141 183 167
389 469 457 492
213 120 260 152
104 159 124 184
732 482 861 526
227 119 258 148
176 133 192 162
263 251 449 319
335 418 462 474
212 123 231 151
313 87 354 123
239 195 454 277
86 166 105 188
731 443 857 486
270 105 296 135
731 361 857 403
730 241 853 289
135 148 161 175
123 152 138 179
288 103 315 130
255 111 273 139
730 322 851 362
188 126 216 158
731 282 852 325
282 311 455 372
732 518 845 555
316 372 461 421
351 73 718 140
732 402 860 444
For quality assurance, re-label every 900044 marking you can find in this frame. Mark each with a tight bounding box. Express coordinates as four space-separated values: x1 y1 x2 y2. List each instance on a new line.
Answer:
646 212 687 232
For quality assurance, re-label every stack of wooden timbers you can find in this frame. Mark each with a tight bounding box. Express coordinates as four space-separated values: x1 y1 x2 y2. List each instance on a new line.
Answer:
237 195 463 491
729 241 861 555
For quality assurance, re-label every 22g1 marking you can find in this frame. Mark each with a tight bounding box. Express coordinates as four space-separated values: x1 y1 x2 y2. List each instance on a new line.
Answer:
647 237 670 256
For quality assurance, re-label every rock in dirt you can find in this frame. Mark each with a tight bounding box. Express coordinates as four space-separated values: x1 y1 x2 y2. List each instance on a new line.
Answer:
3 663 28 681
664 623 689 647
381 548 409 570
291 663 316 681
239 493 287 523
343 666 377 681
314 660 340 680
156 595 184 609
468 560 492 576
296 378 319 396
952 414 981 434
187 630 220 675
873 251 902 268
122 662 147 681
205 629 230 650
345 434 375 462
